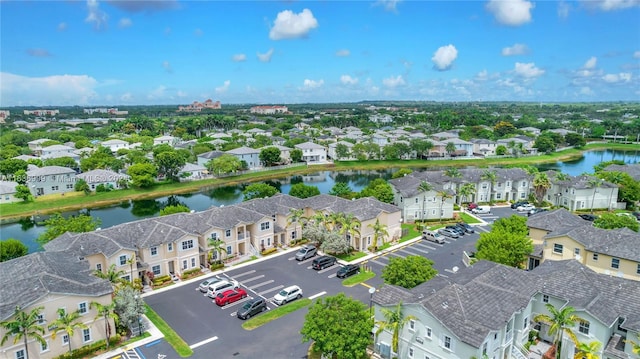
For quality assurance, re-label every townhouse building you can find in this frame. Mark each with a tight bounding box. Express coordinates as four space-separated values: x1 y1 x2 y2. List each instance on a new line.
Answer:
471 138 499 156
372 259 640 359
76 169 130 191
388 174 456 222
295 142 327 163
226 146 261 169
545 172 619 211
26 166 77 197
196 150 225 167
328 141 356 160
153 135 179 147
100 139 129 153
27 138 52 155
0 252 113 359
0 181 20 204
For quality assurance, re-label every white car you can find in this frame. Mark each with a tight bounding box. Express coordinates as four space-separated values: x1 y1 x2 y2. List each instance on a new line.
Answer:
273 285 303 305
471 206 491 214
206 279 239 299
198 277 225 293
517 204 535 212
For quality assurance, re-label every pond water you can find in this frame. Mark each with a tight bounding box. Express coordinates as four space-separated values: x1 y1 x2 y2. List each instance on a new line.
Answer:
2 150 639 253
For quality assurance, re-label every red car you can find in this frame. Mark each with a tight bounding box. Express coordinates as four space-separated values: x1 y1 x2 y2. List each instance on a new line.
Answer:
467 203 478 210
215 288 248 306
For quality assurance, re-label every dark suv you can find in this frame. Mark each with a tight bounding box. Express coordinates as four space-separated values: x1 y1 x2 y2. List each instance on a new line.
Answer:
511 201 528 209
312 256 337 270
236 298 267 320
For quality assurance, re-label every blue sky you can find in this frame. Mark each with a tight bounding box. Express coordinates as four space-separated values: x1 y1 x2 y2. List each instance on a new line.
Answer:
1 0 639 106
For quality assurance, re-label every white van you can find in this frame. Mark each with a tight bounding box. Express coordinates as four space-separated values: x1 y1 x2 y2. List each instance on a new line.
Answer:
422 230 445 244
471 206 491 214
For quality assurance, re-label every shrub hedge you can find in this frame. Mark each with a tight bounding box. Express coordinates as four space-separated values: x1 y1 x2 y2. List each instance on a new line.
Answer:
54 335 121 359
261 247 278 256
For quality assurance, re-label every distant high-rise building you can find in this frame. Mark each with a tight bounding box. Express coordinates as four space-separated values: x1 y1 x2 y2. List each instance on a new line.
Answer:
249 105 288 115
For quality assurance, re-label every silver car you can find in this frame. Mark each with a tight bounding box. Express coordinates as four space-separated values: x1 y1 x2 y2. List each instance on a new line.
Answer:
438 228 460 239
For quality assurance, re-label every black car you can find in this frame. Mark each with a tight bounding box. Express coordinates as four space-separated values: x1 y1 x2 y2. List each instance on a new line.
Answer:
511 201 529 209
445 225 465 236
633 211 640 221
578 214 598 221
336 264 360 278
312 255 337 270
454 222 475 234
236 298 267 320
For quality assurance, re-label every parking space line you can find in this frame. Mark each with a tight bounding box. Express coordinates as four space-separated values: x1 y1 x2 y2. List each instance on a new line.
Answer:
397 248 418 256
413 242 437 250
238 275 265 284
297 257 316 265
387 251 403 257
230 270 256 278
317 265 337 274
327 273 337 278
369 258 387 266
258 285 284 296
309 291 326 300
404 246 429 255
189 336 219 349
247 280 274 290
219 296 253 310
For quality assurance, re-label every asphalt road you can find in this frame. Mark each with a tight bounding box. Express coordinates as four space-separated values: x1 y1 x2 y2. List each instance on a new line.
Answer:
144 206 524 359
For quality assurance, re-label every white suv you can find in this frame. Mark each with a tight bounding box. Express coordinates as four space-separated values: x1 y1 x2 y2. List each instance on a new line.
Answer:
273 285 303 305
206 279 239 299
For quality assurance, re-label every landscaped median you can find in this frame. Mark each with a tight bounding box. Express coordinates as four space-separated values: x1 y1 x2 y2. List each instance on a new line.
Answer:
144 304 193 357
241 298 312 330
341 270 376 287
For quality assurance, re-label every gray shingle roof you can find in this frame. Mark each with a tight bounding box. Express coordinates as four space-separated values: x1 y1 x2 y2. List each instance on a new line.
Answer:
0 181 18 195
545 225 640 262
0 252 113 320
526 208 586 232
76 169 130 184
27 165 76 176
295 141 325 150
226 146 259 155
197 150 225 159
602 163 640 181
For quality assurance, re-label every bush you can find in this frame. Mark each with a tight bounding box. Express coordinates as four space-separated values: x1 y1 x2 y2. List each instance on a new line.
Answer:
529 329 539 342
152 274 172 286
54 335 121 359
261 247 278 256
210 263 224 271
182 268 201 276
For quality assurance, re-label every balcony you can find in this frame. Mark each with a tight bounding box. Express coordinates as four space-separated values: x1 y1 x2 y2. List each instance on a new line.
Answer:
237 231 250 240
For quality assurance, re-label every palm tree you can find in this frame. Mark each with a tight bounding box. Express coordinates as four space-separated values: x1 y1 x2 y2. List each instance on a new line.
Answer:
587 177 603 213
338 213 361 252
534 304 583 359
555 172 570 182
50 308 88 353
437 190 453 222
0 306 46 359
94 263 126 286
445 168 462 194
480 169 497 203
126 253 136 284
208 237 225 264
368 219 389 250
533 172 552 204
417 181 434 222
573 340 601 359
327 211 346 232
286 208 306 244
90 301 118 349
445 142 456 157
375 302 416 355
458 182 476 205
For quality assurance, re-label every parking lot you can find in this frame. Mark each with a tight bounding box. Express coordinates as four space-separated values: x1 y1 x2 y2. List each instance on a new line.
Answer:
145 205 522 358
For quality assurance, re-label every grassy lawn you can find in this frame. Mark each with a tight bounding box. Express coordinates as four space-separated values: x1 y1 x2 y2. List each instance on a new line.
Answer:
342 270 376 287
241 298 311 330
458 212 482 224
144 304 193 357
401 223 421 241
335 251 368 262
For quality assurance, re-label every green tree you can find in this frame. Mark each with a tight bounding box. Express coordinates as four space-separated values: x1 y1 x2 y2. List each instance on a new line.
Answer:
409 139 433 159
587 177 604 213
94 264 126 286
480 169 497 202
13 169 27 185
243 183 279 201
360 178 394 203
437 190 453 222
375 302 416 355
0 306 46 359
596 171 640 206
534 136 556 154
74 178 91 194
494 121 517 137
50 308 88 353
127 162 157 188
207 154 242 175
259 147 282 167
0 158 28 175
329 182 354 198
368 219 389 250
496 145 508 155
445 142 456 156
391 168 413 179
565 133 586 148
113 286 146 336
416 181 433 221
208 238 225 264
335 143 350 160
458 182 476 205
300 293 371 359
37 213 102 244
14 184 33 202
43 157 79 171
573 341 601 359
90 302 118 349
159 204 191 216
593 213 639 232
289 183 320 199
381 256 438 289
290 148 303 163
155 151 186 181
0 238 29 262
533 172 552 204
593 160 625 173
475 215 532 268
534 304 582 359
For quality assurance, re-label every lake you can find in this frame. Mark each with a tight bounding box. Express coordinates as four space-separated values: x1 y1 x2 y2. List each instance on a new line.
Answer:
2 150 639 253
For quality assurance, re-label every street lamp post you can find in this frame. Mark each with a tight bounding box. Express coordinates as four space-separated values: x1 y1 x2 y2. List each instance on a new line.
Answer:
368 287 376 319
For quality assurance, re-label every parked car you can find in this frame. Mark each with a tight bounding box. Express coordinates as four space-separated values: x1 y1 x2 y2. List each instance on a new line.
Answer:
454 222 475 234
633 212 640 221
236 298 267 320
511 201 529 209
517 204 536 212
206 279 239 299
336 264 360 278
467 203 479 210
312 256 337 270
273 285 303 305
471 206 491 214
295 244 317 261
445 225 465 236
528 208 548 216
438 228 460 239
215 288 248 306
578 214 598 221
422 230 445 244
198 277 224 293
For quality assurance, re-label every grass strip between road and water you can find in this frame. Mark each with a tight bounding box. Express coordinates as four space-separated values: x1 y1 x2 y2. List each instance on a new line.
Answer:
144 304 193 357
241 298 312 331
342 270 376 287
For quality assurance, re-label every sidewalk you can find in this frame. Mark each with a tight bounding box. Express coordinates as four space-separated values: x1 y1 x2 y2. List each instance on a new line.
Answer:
93 314 163 359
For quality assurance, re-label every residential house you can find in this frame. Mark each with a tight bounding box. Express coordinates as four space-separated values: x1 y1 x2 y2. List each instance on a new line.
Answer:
26 166 77 197
372 259 640 359
327 141 356 161
260 145 292 164
472 138 499 156
389 174 456 221
76 169 130 191
40 145 80 162
545 172 618 211
153 135 178 147
0 252 113 359
429 131 459 141
101 139 129 153
197 150 225 167
27 138 52 155
521 127 542 136
0 181 20 203
602 163 640 182
179 163 207 180
444 137 474 157
226 146 261 169
295 142 327 163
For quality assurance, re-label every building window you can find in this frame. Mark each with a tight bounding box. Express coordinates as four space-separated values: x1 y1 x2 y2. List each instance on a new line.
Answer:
261 221 271 231
291 231 297 239
425 327 432 339
119 255 127 265
226 246 232 255
574 248 580 256
408 347 414 358
553 244 563 254
523 316 529 329
152 265 161 276
579 321 590 335
409 320 415 331
82 328 91 343
612 258 620 269
78 302 87 315
150 246 158 256
15 350 25 359
167 243 173 251
96 263 102 272
496 193 502 199
181 239 194 251
637 263 640 275
211 232 218 240
37 314 45 325
443 336 452 350
191 258 196 267
225 229 231 237
592 253 598 261
40 341 49 353
520 193 526 199
542 294 549 303
62 334 69 346
415 198 419 203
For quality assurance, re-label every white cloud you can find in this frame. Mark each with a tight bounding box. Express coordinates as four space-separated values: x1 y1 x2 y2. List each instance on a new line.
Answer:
27 48 52 57
475 69 489 81
269 9 318 40
118 18 132 28
148 85 167 100
340 75 359 85
0 72 98 106
374 0 402 13
85 0 109 30
514 62 545 78
257 48 274 63
583 56 597 69
581 0 640 11
336 49 350 57
602 73 632 83
634 51 640 59
486 0 534 26
557 1 571 18
162 61 172 73
382 75 405 88
215 80 231 94
302 79 324 90
501 43 529 56
431 44 458 71
58 22 67 31
232 54 247 62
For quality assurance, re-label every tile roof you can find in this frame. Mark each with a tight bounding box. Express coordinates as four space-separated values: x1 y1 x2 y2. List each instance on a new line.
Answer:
0 251 113 321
